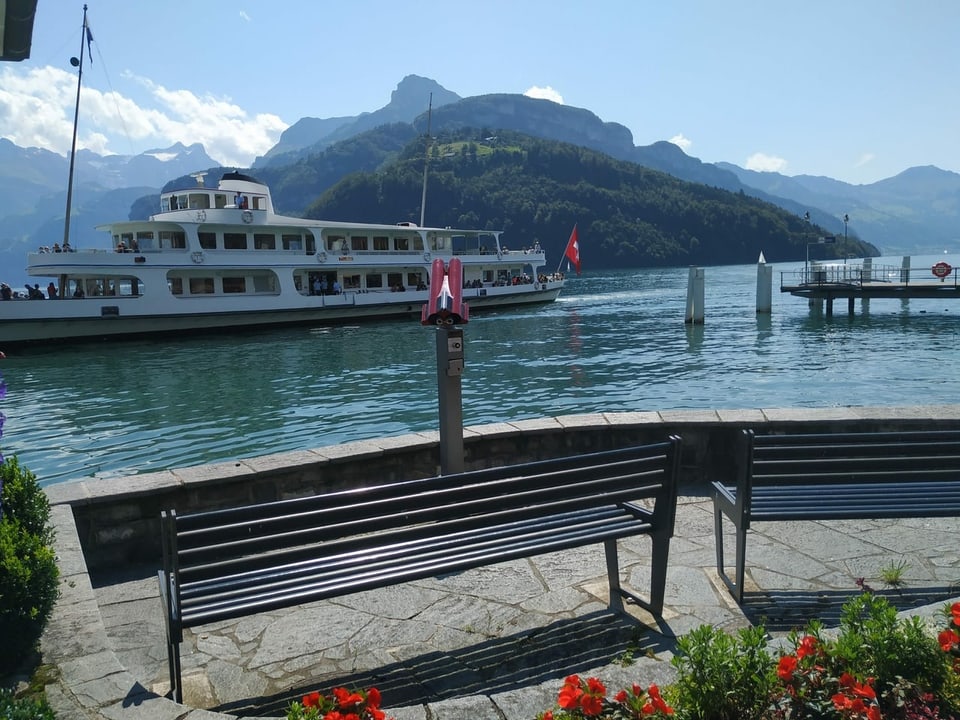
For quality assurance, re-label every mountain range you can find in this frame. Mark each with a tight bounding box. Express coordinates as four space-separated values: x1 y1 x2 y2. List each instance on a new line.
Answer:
2 74 958 285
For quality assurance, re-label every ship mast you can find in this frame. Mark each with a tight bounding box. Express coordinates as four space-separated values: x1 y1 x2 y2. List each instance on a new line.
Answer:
418 93 432 227
63 4 89 251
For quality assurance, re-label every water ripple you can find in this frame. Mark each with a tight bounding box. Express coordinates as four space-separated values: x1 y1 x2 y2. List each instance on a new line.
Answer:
2 255 959 485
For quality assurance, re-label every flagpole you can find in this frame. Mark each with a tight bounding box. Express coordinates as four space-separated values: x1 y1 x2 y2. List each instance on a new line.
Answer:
63 4 88 250
557 224 580 275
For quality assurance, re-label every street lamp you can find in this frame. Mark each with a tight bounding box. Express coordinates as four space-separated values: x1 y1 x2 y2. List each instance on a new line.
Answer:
803 211 811 279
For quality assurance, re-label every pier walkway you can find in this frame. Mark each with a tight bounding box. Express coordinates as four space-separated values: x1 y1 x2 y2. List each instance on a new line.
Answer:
781 259 960 314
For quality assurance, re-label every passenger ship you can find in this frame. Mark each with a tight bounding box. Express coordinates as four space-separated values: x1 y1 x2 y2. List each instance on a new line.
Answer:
0 172 565 347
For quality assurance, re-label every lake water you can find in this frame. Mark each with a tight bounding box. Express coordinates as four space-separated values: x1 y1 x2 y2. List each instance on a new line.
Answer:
2 254 958 486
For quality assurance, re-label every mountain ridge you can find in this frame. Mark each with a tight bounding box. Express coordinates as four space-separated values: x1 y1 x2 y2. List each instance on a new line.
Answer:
1 74 956 286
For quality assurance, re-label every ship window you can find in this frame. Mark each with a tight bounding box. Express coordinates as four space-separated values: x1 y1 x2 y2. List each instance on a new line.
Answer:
252 274 277 293
343 274 360 290
387 273 403 289
252 196 265 210
373 236 389 251
351 236 368 251
161 197 172 212
136 231 155 251
282 234 302 250
413 237 424 251
326 235 344 252
214 194 227 209
395 237 409 251
189 193 211 210
176 195 188 210
168 277 183 295
199 232 217 249
365 273 383 289
305 235 316 253
254 233 276 250
189 277 215 294
406 272 421 287
222 277 247 293
224 233 247 250
160 231 186 249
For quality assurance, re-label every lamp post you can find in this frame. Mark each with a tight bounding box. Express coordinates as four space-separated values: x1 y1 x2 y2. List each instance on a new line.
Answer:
843 213 849 265
803 211 811 280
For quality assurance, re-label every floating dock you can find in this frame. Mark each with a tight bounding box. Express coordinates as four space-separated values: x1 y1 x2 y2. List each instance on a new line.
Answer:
781 258 959 314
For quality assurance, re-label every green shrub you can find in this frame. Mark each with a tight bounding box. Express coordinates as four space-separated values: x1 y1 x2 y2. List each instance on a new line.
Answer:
0 456 59 676
0 688 55 720
831 593 954 707
670 623 775 720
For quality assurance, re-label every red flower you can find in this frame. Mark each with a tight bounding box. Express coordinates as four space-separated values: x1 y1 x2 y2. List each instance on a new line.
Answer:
303 691 322 708
796 634 818 659
951 601 960 627
777 654 798 680
940 628 960 652
585 677 606 696
579 693 603 716
558 678 584 710
646 684 674 715
542 712 554 720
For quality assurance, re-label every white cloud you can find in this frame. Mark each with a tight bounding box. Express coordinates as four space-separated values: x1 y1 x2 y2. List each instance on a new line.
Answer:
239 10 251 22
523 86 564 104
745 152 788 173
854 152 875 168
0 65 288 167
668 133 692 152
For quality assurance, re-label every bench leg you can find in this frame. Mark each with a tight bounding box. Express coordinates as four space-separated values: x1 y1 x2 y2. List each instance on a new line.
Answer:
604 536 667 617
604 539 625 613
158 570 184 703
713 502 746 604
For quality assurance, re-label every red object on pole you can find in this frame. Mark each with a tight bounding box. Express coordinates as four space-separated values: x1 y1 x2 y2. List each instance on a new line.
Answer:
932 261 952 280
563 224 581 275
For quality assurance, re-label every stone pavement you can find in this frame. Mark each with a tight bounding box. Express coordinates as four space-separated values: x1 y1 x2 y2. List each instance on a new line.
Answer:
40 487 960 719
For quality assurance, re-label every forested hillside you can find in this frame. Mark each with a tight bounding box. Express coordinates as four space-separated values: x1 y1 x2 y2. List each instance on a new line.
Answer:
305 129 877 269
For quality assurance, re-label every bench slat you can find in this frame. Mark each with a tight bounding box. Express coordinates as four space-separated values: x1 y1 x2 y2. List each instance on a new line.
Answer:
180 512 653 625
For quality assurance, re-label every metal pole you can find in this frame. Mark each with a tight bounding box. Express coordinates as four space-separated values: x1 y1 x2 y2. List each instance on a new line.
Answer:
435 326 464 474
63 4 88 249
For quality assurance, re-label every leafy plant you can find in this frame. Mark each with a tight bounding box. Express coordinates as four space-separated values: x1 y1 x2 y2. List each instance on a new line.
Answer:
831 593 953 709
670 623 774 720
880 558 910 587
0 688 55 720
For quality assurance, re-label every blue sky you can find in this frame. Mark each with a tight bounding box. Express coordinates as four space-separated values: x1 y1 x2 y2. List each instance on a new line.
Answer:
2 0 958 185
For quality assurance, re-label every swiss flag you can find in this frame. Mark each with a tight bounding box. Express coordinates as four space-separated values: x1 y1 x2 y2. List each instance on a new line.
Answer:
563 225 581 275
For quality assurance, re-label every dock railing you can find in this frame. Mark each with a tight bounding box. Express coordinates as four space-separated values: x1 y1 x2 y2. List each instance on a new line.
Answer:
781 262 959 290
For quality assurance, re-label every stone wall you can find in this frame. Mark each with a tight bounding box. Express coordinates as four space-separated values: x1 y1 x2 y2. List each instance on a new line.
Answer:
43 406 960 572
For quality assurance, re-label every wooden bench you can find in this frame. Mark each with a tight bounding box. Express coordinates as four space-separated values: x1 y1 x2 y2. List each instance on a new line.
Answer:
159 437 682 703
712 428 960 602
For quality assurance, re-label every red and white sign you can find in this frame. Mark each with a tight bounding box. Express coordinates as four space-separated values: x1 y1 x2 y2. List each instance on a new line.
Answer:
932 261 953 279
